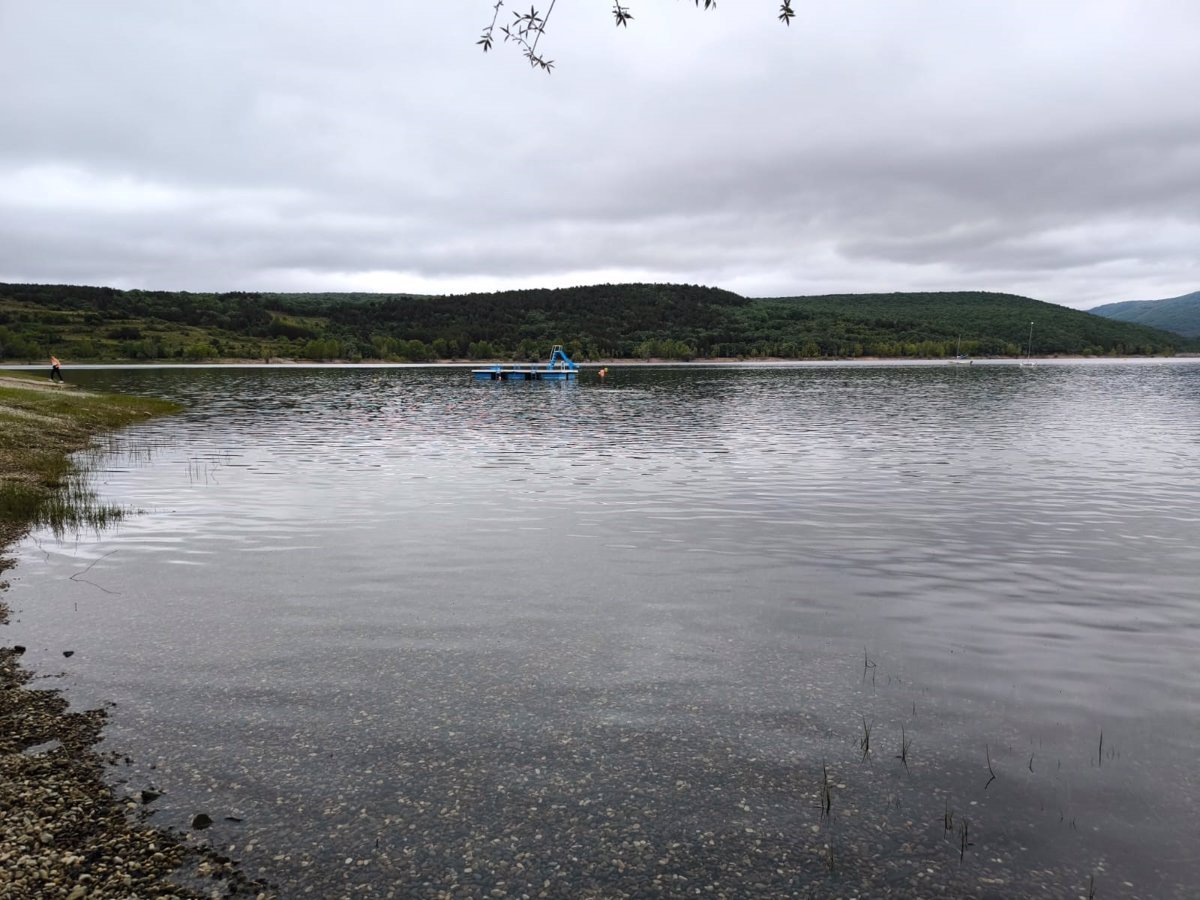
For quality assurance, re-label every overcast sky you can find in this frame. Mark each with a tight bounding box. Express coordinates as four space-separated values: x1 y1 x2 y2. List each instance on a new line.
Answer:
1 1 1197 309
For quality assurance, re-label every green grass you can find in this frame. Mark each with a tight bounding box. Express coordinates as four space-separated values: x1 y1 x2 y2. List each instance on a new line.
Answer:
0 379 180 542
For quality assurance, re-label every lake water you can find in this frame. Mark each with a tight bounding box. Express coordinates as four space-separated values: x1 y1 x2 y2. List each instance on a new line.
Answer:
5 361 1199 898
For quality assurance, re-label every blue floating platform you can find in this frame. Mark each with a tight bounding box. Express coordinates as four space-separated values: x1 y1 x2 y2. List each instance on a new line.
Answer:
472 345 578 381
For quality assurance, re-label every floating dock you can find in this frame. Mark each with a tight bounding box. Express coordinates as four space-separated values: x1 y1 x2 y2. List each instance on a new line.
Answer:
472 345 578 381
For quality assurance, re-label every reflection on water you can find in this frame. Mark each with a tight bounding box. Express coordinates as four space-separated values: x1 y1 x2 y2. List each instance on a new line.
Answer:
7 361 1200 898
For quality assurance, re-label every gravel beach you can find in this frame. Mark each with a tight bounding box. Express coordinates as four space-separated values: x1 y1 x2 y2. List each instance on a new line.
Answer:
0 603 266 899
0 376 269 899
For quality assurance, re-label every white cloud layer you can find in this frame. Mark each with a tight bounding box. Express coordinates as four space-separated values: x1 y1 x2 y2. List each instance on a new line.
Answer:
2 0 1198 308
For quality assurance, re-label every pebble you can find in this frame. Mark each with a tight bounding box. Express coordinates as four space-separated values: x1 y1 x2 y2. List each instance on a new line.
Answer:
1 636 271 898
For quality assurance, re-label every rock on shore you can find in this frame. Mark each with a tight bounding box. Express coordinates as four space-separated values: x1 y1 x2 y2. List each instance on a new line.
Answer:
1 376 270 898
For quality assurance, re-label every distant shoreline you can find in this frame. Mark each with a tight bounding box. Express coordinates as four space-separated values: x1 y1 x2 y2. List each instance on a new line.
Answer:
3 353 1197 372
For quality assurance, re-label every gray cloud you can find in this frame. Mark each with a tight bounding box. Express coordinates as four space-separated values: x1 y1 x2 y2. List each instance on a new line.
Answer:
2 1 1198 307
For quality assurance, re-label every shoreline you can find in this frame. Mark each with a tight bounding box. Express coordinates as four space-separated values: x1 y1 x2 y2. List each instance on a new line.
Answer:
0 377 268 898
2 352 1196 373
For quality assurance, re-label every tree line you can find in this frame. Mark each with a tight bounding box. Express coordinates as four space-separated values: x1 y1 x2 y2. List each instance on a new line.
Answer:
0 282 1189 364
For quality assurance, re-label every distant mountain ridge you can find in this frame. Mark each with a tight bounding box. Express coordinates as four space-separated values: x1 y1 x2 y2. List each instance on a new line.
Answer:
0 282 1193 362
1089 290 1200 337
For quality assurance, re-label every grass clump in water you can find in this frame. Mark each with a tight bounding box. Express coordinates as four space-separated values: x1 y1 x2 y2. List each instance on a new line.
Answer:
0 375 179 543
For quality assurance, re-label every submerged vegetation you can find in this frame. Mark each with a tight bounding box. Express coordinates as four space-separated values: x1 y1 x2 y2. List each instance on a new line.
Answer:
0 375 179 543
1 281 1192 364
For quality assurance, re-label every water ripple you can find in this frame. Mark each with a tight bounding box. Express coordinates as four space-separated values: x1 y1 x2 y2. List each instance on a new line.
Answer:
8 361 1200 898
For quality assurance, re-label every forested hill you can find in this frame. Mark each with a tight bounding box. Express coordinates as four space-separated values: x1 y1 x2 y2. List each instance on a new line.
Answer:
0 282 1190 363
1089 291 1200 338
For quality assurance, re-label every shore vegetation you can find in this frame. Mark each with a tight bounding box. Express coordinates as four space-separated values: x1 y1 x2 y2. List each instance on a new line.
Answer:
0 375 178 544
2 282 1192 365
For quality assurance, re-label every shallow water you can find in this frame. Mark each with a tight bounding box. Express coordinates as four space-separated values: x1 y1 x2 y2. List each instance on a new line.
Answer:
6 361 1200 898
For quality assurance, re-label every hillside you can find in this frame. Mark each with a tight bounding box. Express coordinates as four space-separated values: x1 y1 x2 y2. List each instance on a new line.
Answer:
0 282 1191 363
1089 290 1200 337
737 291 1188 358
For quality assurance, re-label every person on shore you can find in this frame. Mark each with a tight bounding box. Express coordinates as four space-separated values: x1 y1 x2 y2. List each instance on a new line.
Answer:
50 355 64 382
